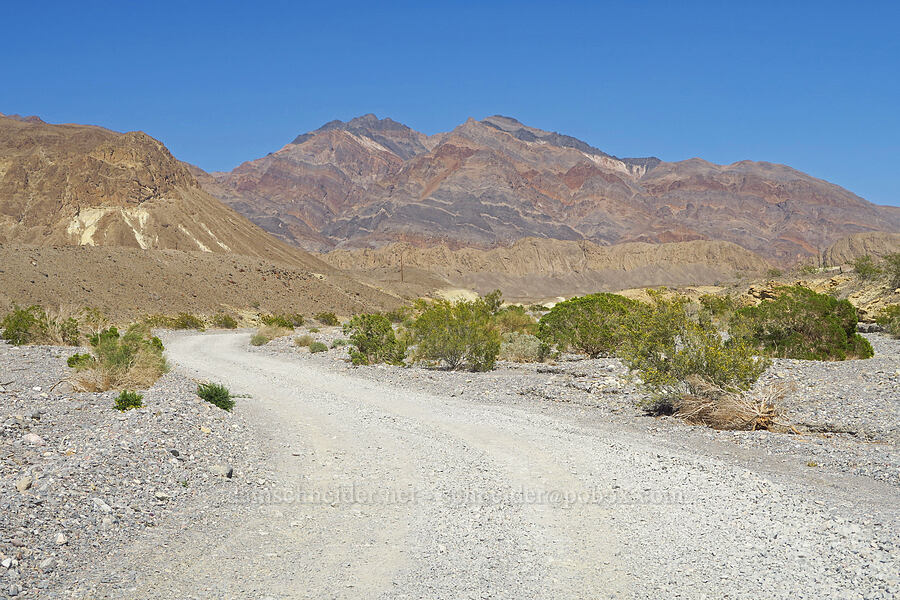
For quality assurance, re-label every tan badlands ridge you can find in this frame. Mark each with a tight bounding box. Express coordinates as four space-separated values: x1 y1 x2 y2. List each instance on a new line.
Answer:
324 237 771 299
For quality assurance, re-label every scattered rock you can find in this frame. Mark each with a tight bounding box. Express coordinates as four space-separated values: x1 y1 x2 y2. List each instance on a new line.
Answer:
39 557 56 573
209 464 234 478
15 477 33 493
54 533 67 546
92 498 112 513
8 583 21 597
22 433 44 445
154 491 171 501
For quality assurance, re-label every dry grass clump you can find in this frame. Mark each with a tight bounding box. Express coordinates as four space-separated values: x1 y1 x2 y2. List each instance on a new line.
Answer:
251 325 293 346
294 334 315 347
675 376 791 431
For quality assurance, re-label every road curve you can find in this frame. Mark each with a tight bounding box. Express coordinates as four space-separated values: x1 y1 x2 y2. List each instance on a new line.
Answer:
95 331 899 599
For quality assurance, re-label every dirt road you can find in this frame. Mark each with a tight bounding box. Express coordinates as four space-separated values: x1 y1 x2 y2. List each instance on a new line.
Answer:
94 331 899 599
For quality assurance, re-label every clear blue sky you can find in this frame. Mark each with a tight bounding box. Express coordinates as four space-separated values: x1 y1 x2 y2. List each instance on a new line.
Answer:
3 1 899 205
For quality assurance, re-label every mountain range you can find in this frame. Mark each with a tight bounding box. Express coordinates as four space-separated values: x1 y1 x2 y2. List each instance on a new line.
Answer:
204 114 900 264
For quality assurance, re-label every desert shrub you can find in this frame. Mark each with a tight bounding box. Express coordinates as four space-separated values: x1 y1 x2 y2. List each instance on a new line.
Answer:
498 332 548 363
528 304 549 313
765 268 783 279
144 313 204 330
212 313 238 329
698 294 736 319
260 314 295 329
618 294 770 414
876 305 900 338
797 263 818 276
852 255 881 280
384 307 411 324
1 305 80 346
67 353 94 369
114 390 143 412
537 293 642 357
197 382 234 411
733 286 873 360
314 312 339 326
251 325 292 346
71 324 168 391
884 253 900 289
676 377 788 431
309 341 328 353
1 306 44 345
309 327 320 333
482 289 504 314
492 305 537 334
332 338 348 348
294 334 314 347
343 313 406 366
408 298 500 371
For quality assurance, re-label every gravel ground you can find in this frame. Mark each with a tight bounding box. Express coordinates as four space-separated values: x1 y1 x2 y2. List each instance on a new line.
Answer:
0 341 267 599
257 329 900 487
2 329 898 598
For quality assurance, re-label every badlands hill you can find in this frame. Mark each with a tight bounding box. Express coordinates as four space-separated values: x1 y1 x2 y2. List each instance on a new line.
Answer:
0 114 398 315
823 231 900 266
324 237 771 301
208 114 900 263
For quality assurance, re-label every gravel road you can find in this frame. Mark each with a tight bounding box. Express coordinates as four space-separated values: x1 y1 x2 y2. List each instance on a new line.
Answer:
86 331 898 599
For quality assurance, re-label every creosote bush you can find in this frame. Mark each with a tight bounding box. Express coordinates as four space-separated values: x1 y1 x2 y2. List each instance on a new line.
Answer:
885 253 900 289
342 313 406 366
260 314 300 329
498 332 548 363
314 312 339 326
249 333 269 346
851 255 881 280
309 341 328 353
251 325 293 346
1 305 80 346
537 293 642 357
197 382 234 412
492 305 537 335
618 293 771 415
69 324 168 391
114 390 143 412
408 297 500 372
212 313 238 329
733 286 873 360
876 305 900 338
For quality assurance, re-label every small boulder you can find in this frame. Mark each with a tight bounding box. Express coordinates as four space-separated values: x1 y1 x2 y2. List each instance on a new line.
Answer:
154 491 171 501
15 477 33 493
209 464 234 479
39 557 56 573
54 532 67 546
22 433 44 445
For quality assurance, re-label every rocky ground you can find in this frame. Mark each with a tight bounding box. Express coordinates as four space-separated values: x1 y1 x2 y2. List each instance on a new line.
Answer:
0 342 267 598
1 328 898 598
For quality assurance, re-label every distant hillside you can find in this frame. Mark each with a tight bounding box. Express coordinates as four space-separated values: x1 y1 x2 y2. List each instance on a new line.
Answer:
207 114 900 263
323 237 770 301
824 232 900 265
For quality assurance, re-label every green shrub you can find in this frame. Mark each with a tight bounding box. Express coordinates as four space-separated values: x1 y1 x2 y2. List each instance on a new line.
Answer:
384 307 410 324
309 327 320 333
309 341 328 353
294 334 314 347
618 294 770 413
852 255 881 280
314 312 339 326
171 313 205 330
884 253 900 289
732 286 873 360
528 304 550 313
331 338 349 348
876 305 900 338
250 333 269 346
67 352 94 369
408 298 500 371
0 306 81 346
1 306 44 345
260 314 295 329
797 263 818 276
537 293 642 357
482 289 504 314
498 332 548 363
197 382 234 411
492 305 537 334
765 268 784 279
72 324 168 391
212 313 238 329
342 313 406 366
114 390 143 412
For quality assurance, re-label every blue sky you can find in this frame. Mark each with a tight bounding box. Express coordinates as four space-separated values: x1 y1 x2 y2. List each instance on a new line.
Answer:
3 1 899 205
